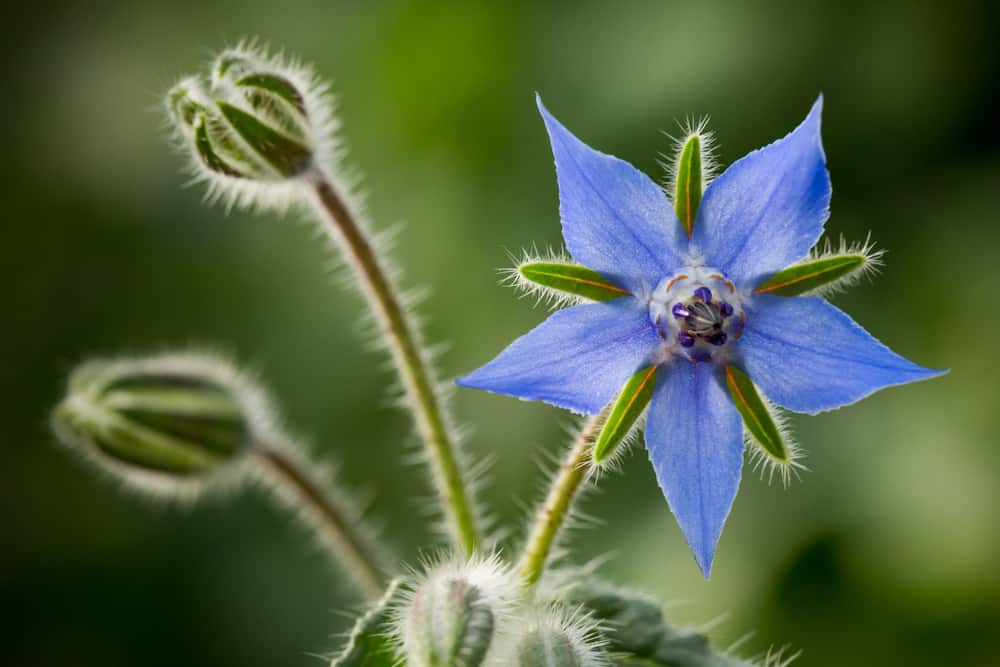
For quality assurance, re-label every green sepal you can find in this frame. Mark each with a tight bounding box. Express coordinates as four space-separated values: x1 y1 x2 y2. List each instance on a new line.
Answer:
331 578 407 667
237 72 307 116
754 253 868 296
101 376 248 457
565 580 753 666
518 262 629 302
674 133 703 237
724 365 788 462
167 83 205 130
194 114 250 178
217 101 312 177
75 410 228 475
593 366 657 464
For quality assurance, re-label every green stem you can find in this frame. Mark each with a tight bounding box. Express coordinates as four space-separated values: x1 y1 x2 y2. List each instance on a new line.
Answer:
308 174 480 556
253 446 386 600
518 412 606 588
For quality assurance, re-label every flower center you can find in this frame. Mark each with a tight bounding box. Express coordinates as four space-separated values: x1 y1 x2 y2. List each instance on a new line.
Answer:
648 268 745 363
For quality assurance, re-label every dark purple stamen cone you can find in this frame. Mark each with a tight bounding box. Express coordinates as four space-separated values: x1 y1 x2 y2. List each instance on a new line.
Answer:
672 303 690 319
708 332 728 346
694 287 712 303
719 302 734 318
678 332 695 348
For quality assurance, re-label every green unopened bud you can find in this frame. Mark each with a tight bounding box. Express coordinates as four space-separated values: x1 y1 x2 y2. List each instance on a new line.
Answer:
166 49 316 182
516 607 608 667
400 555 517 667
53 353 271 491
213 50 309 138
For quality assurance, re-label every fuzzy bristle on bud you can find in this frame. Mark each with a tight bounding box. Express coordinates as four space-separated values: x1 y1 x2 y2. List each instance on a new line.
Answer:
514 605 609 667
52 352 274 494
165 43 337 209
398 554 518 667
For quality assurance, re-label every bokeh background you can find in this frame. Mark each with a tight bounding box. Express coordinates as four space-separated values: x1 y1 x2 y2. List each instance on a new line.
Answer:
4 1 999 665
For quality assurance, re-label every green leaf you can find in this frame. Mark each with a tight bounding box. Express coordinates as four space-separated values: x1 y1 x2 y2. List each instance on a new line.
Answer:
565 580 753 667
753 253 868 296
217 101 312 177
674 134 703 237
331 578 407 667
593 367 657 464
724 365 788 463
518 262 629 302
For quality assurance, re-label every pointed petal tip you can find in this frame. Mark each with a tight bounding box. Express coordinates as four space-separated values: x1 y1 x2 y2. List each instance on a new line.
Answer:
535 93 561 133
802 93 824 132
695 548 715 579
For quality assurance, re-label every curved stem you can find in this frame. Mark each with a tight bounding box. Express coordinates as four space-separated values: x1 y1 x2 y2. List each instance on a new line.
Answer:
518 412 606 588
307 174 480 556
253 446 386 600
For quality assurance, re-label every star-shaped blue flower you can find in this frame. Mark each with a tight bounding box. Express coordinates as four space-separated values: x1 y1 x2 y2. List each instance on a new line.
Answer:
458 95 943 577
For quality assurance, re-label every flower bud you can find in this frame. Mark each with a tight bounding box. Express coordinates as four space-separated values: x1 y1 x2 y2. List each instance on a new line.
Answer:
166 46 318 184
399 555 518 667
515 606 608 667
213 50 310 142
52 353 273 492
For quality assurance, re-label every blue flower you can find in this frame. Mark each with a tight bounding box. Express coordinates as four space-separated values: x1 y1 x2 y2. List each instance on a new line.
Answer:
458 95 944 577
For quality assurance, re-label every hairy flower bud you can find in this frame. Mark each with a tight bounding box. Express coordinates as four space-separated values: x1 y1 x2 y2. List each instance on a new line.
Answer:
399 555 518 667
515 606 609 667
166 44 329 195
52 353 274 493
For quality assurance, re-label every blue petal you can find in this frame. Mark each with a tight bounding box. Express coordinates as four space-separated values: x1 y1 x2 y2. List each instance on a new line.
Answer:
644 360 744 578
537 95 684 293
456 297 659 414
740 295 946 414
692 96 830 286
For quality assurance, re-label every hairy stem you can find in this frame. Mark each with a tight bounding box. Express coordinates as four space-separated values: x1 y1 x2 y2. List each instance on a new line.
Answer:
307 173 480 556
253 446 386 600
518 412 606 587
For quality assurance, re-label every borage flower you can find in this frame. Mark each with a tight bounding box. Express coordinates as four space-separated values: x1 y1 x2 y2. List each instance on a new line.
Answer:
458 95 943 577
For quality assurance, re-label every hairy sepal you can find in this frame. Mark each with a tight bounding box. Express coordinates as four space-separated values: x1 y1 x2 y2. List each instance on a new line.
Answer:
661 117 717 237
723 365 803 486
505 251 630 308
592 366 656 466
754 236 884 297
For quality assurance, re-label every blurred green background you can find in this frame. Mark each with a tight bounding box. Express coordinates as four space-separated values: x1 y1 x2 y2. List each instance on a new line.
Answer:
3 0 998 665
